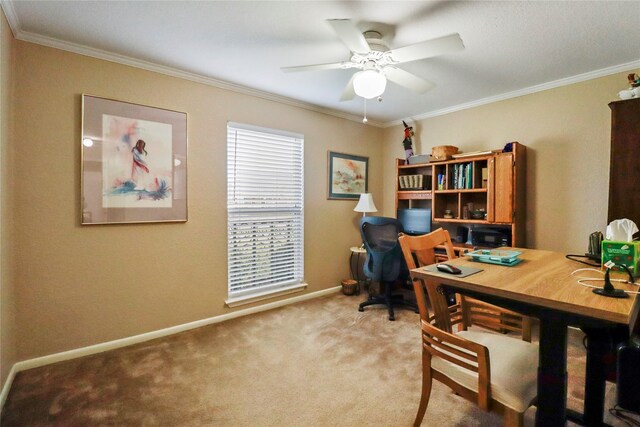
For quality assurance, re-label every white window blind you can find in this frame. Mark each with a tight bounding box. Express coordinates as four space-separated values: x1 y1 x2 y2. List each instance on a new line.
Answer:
227 122 304 301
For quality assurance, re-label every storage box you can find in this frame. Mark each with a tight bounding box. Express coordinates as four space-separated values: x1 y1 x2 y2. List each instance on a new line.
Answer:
431 145 459 160
602 240 640 275
481 167 488 189
408 154 430 165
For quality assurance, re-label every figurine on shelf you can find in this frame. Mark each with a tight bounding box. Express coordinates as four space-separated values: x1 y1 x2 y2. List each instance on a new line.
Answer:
402 120 414 162
619 73 640 99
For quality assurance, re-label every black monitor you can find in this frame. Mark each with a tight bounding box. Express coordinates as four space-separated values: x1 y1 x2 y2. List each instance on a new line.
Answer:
397 208 432 235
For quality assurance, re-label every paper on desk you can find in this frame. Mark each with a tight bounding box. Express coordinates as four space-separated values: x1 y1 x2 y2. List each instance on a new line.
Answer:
606 218 639 242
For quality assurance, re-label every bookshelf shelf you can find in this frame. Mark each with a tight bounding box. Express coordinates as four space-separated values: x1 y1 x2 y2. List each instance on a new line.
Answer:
398 163 430 169
433 218 489 224
398 191 432 200
434 188 487 194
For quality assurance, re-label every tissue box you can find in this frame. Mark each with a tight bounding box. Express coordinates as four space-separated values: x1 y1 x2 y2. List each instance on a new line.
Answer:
602 240 640 275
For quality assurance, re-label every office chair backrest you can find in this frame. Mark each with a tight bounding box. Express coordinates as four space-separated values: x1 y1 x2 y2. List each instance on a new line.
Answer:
360 216 404 283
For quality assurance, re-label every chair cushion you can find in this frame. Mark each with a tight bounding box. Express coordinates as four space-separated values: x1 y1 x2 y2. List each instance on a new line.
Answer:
431 330 538 413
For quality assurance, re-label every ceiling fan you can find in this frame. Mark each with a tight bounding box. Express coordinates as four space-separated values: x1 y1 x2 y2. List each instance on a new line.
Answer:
281 19 465 101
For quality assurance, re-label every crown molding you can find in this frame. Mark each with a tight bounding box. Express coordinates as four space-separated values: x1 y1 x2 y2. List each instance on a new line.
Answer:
3 0 638 129
11 28 385 128
386 59 640 128
0 0 19 36
0 363 16 412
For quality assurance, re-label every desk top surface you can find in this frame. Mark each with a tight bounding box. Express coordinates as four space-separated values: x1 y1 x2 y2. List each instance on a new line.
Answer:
410 248 639 326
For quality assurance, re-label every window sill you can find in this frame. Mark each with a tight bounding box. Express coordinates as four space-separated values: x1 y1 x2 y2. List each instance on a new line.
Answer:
225 283 308 308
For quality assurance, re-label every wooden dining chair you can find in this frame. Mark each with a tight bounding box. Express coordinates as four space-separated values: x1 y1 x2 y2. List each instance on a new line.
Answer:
399 228 532 340
398 229 538 427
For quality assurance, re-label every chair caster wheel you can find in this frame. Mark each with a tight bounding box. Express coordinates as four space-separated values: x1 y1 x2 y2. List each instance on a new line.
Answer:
358 307 364 312
389 316 395 321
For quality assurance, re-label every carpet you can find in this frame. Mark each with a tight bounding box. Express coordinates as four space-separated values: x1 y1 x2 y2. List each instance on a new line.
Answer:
0 293 629 426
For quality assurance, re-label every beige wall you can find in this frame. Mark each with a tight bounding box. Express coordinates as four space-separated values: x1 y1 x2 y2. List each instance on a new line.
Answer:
0 9 16 388
12 41 382 360
382 73 624 253
4 30 631 367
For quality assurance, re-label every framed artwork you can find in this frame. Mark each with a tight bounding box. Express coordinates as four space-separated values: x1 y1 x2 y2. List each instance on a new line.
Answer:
327 151 368 200
81 94 187 224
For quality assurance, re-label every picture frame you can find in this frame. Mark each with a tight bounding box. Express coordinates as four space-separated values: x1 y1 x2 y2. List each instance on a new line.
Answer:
81 94 188 224
327 151 368 200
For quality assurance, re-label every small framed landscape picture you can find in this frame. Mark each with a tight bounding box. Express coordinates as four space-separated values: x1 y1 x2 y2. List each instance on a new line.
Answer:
327 151 368 200
81 94 188 224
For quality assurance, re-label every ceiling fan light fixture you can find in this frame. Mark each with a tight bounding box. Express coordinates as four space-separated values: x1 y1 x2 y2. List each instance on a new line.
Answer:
353 70 386 99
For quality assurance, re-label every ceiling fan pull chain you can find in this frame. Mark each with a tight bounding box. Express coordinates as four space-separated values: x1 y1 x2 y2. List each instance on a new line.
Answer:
362 98 368 124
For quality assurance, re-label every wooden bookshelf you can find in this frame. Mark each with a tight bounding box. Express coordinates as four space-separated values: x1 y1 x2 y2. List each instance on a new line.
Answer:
396 142 526 251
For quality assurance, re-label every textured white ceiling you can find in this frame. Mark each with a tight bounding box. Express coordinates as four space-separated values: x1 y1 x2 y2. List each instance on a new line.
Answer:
4 1 640 125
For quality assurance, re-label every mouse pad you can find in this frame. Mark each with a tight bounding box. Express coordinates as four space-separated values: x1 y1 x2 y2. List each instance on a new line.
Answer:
421 264 483 279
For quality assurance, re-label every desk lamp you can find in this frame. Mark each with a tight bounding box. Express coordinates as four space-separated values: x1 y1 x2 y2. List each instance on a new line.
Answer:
354 193 378 217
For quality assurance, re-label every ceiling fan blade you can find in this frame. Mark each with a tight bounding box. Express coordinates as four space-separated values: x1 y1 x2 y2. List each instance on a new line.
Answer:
281 62 347 73
384 67 435 94
327 19 370 53
339 73 357 102
388 33 464 63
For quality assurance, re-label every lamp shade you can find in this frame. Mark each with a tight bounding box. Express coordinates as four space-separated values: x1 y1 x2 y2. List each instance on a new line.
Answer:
354 193 378 213
353 70 387 99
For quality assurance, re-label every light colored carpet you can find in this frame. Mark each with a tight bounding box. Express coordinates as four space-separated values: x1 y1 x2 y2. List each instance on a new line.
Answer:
0 293 628 426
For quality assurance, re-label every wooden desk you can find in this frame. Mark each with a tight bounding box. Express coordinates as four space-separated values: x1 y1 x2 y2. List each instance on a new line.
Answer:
410 248 640 427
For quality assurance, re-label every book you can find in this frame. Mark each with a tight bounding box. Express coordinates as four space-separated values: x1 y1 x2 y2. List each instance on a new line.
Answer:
453 164 458 189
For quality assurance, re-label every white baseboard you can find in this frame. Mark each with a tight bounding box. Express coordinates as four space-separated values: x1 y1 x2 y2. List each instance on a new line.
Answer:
0 285 340 411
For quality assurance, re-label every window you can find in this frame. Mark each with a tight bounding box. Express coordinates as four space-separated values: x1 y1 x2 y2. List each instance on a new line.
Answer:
226 122 304 305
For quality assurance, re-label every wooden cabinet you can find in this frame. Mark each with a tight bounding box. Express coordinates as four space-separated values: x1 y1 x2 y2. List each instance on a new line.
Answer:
608 99 640 228
396 142 526 252
492 153 515 222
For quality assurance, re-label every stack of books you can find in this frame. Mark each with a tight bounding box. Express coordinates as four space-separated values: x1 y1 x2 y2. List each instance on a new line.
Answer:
452 163 473 189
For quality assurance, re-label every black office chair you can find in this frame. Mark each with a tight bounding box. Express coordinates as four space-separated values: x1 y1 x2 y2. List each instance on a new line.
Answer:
358 216 418 321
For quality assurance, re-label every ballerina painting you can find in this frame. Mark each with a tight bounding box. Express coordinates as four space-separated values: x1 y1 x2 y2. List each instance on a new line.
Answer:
101 114 173 208
81 94 187 224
